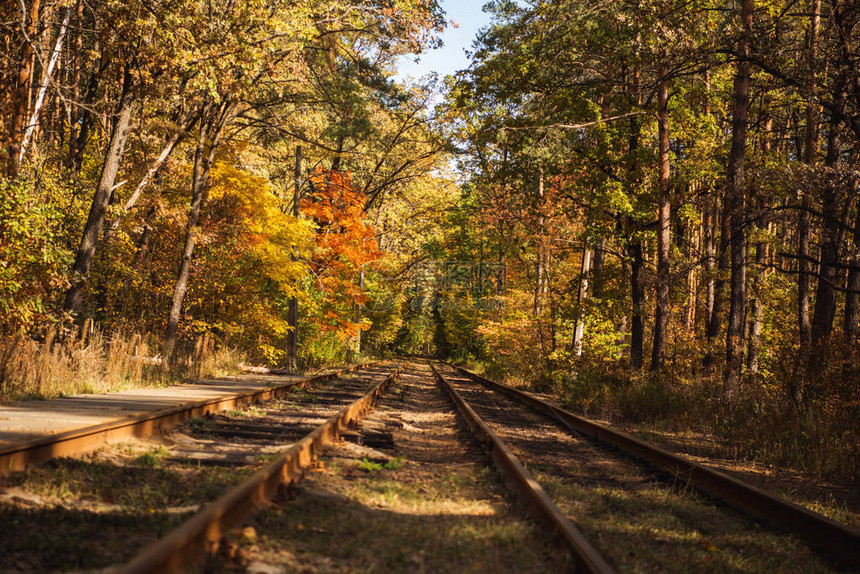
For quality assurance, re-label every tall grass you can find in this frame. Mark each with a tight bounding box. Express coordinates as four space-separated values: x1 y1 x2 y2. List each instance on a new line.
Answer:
0 323 243 402
556 360 859 481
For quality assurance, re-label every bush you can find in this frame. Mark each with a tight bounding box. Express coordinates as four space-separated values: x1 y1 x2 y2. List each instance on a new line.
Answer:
0 175 72 332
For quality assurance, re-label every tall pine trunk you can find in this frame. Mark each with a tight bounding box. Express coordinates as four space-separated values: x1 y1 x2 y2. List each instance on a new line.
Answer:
845 194 860 340
7 0 41 178
573 246 592 356
799 0 821 345
630 239 645 369
703 195 716 332
706 195 730 360
651 62 671 371
808 82 847 377
67 0 83 175
591 237 606 299
628 57 645 370
724 0 753 387
747 110 773 375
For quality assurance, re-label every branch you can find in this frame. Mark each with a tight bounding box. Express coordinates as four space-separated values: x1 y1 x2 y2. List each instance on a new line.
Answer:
499 111 647 132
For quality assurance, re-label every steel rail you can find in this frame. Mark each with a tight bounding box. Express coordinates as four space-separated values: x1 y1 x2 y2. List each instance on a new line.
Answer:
118 365 400 574
431 364 615 574
454 365 860 568
0 362 376 475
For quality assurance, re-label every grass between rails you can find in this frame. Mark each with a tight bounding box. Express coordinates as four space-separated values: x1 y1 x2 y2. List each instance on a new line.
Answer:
211 364 572 573
0 440 256 571
613 425 860 528
220 455 570 573
0 324 243 402
531 464 839 573
562 368 859 481
469 360 858 523
0 367 380 572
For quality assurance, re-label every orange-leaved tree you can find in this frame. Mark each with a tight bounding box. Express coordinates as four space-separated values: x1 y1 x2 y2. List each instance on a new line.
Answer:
302 167 382 340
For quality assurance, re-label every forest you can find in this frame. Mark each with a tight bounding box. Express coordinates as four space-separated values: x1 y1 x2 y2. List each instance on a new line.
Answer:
0 0 858 482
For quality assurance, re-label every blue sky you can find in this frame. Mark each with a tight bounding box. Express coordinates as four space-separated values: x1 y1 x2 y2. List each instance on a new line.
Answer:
395 1 493 82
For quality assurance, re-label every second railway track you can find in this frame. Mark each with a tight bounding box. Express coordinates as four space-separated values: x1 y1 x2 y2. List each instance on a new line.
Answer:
0 363 397 572
433 362 858 573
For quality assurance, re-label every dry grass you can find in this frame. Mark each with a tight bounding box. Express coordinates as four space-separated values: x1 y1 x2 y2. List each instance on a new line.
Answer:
533 466 839 573
232 454 570 574
0 439 256 571
211 363 573 573
463 359 858 533
0 323 243 402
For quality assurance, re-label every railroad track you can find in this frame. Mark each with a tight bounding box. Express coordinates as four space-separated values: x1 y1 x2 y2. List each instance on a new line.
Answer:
432 363 859 573
0 363 398 572
192 360 575 573
1 360 856 572
0 362 377 474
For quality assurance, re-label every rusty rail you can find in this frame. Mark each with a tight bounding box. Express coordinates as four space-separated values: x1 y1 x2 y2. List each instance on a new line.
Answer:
431 364 615 574
0 362 376 475
119 365 399 574
454 365 860 568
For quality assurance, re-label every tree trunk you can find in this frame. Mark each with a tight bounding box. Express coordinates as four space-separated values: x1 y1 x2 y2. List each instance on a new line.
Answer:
724 0 753 387
706 196 729 348
700 69 715 336
845 195 860 340
630 239 645 370
101 109 197 246
533 169 546 318
808 95 847 379
628 56 644 370
286 145 302 372
7 0 41 178
702 198 715 324
747 109 773 375
163 102 232 361
573 246 592 357
132 207 156 267
799 0 821 345
67 0 83 175
747 240 767 374
651 62 671 371
63 68 134 315
684 218 698 330
18 8 70 166
591 237 605 299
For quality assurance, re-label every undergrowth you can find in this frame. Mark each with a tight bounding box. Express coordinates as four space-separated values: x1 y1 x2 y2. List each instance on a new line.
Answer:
463 348 858 481
554 361 859 481
0 322 243 402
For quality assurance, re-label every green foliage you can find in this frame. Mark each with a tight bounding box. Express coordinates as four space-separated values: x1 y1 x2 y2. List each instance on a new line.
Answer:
435 0 860 483
0 174 71 332
0 0 453 378
384 457 403 470
358 457 384 473
135 445 170 468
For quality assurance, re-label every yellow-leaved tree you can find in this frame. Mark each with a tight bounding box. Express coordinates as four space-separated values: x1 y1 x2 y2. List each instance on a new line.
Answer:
183 148 314 365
